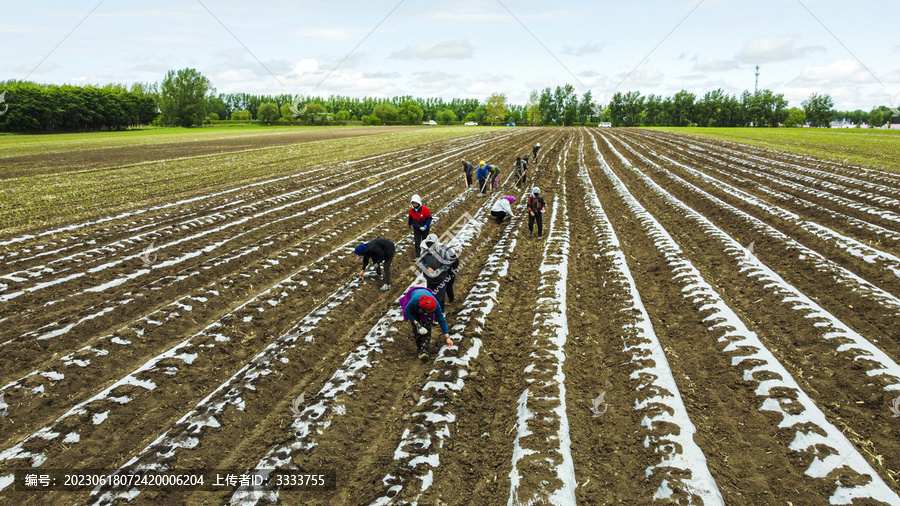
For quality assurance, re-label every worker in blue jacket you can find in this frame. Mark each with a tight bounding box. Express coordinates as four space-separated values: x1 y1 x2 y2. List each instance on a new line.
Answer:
402 288 453 359
476 160 490 196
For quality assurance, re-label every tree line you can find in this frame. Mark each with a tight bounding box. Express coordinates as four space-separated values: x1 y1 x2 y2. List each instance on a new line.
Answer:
0 67 894 132
0 80 157 132
600 89 893 128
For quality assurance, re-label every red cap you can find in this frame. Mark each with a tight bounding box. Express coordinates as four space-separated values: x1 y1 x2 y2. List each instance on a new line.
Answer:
419 295 437 312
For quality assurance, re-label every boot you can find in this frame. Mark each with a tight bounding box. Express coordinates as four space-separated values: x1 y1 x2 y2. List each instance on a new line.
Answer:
415 335 428 360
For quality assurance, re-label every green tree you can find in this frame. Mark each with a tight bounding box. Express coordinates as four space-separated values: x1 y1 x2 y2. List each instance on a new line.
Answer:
231 109 252 121
695 89 742 127
159 68 212 127
644 94 665 126
553 85 575 125
834 109 868 126
372 102 399 123
608 92 626 127
280 103 295 124
485 93 508 125
784 107 806 127
577 91 594 125
471 105 487 125
526 90 541 126
436 108 456 124
398 100 424 124
257 102 279 124
671 90 695 127
301 103 327 124
506 104 524 124
869 108 884 127
539 88 554 125
802 92 834 127
622 91 644 126
563 88 578 126
207 95 227 122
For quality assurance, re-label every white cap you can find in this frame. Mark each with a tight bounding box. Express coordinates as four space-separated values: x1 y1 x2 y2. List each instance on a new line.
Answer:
532 187 540 195
411 194 422 205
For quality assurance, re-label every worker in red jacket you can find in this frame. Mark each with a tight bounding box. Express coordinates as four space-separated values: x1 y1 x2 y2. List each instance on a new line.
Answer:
408 194 432 258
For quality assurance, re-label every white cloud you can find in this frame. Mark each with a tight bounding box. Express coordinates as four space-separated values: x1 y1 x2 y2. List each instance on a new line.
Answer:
464 74 513 99
410 71 460 93
131 62 172 74
415 2 567 23
390 41 473 60
612 66 664 90
738 34 825 63
693 80 743 97
572 72 607 89
216 68 258 85
678 74 710 81
363 71 401 79
294 27 357 41
693 59 740 72
316 72 399 98
792 59 873 84
562 42 605 56
320 53 367 72
15 61 60 74
290 59 320 75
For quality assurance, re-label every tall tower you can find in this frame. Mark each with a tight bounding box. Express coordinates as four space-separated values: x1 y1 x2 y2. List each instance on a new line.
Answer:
755 65 760 93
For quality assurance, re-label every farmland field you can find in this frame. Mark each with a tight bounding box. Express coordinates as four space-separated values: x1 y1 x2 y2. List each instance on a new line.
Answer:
1 126 900 505
655 126 900 173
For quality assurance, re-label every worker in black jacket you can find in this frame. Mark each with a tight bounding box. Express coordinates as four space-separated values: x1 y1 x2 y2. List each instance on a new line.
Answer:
461 159 475 187
416 234 459 306
354 238 395 291
527 187 546 237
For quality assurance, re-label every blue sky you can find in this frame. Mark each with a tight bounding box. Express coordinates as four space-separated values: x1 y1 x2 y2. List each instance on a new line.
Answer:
3 0 898 110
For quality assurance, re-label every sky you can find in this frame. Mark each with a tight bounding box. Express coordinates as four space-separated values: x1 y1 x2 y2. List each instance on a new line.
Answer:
2 0 899 111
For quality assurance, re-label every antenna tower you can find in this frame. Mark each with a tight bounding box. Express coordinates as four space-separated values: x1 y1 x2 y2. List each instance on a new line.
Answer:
754 65 760 93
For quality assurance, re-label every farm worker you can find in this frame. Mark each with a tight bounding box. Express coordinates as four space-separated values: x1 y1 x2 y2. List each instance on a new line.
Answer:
476 161 489 196
354 238 395 291
532 142 541 161
527 187 546 237
408 194 432 259
401 288 454 359
416 233 459 306
513 156 527 188
490 195 517 224
489 164 502 190
461 159 475 187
